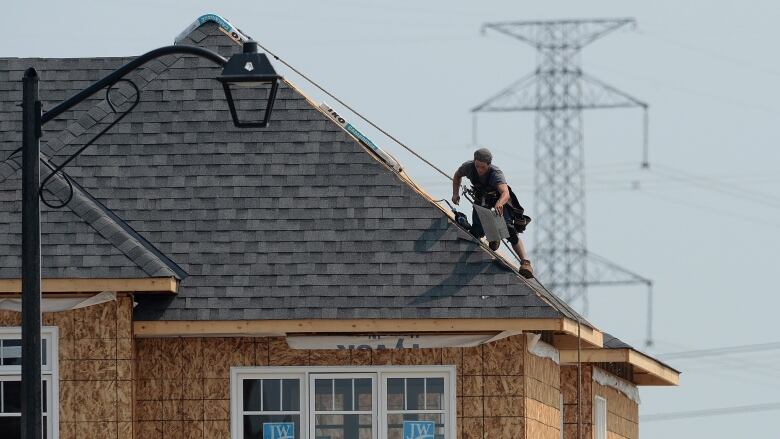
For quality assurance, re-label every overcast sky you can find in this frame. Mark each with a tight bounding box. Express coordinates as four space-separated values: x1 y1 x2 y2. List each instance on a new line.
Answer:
5 1 780 437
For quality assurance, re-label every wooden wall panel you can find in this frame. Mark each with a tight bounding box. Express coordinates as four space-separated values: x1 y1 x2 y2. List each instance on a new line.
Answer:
0 296 135 439
523 341 561 438
593 380 639 439
136 334 540 438
560 365 640 439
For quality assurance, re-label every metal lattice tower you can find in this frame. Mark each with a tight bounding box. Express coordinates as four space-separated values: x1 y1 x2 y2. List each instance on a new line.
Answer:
473 18 654 341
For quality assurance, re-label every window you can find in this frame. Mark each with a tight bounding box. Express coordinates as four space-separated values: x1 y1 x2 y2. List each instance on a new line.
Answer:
231 366 455 439
594 396 607 439
311 374 375 439
384 376 445 439
240 375 303 438
0 327 59 439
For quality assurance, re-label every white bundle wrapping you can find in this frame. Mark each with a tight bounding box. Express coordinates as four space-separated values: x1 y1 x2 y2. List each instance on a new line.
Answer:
0 291 116 312
526 333 561 364
592 366 641 404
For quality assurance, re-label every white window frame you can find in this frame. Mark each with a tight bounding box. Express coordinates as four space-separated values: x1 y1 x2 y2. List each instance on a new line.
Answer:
594 395 607 439
309 373 377 439
0 326 59 439
380 371 449 439
233 371 307 438
231 365 456 439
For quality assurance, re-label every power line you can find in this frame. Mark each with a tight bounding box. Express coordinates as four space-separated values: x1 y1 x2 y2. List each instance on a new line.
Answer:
639 191 780 229
651 164 780 210
642 402 780 422
657 341 780 360
635 28 780 79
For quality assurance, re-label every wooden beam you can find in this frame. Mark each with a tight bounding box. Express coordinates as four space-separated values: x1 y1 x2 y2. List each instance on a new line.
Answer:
560 349 629 364
0 277 178 294
628 350 680 386
135 318 576 338
559 348 680 386
560 318 604 348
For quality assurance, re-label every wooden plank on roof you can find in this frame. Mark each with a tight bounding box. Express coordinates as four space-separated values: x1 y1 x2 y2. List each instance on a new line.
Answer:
136 318 569 337
0 277 178 294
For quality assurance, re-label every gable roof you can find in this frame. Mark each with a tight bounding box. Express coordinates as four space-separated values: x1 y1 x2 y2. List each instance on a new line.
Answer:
0 20 590 325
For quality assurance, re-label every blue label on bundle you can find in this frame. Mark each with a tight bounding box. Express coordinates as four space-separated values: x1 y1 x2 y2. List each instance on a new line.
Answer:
403 421 435 439
263 422 294 439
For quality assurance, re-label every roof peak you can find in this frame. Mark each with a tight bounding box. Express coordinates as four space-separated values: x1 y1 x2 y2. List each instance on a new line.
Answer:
174 14 252 46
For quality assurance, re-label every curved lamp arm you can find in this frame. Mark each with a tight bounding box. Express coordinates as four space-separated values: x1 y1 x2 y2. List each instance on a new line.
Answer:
42 45 227 125
36 45 229 209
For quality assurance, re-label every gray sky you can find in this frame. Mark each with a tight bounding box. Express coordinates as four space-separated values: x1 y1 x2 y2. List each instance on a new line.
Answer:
6 1 780 437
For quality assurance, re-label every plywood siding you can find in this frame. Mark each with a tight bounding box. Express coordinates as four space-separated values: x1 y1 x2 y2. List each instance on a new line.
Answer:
561 365 593 439
593 381 639 439
0 296 135 439
560 365 640 439
136 334 541 439
524 344 561 439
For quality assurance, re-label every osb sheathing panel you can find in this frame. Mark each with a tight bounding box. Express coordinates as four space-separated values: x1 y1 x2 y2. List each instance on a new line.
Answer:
136 334 540 439
560 365 593 439
0 296 135 439
593 381 639 439
560 365 640 439
524 343 561 438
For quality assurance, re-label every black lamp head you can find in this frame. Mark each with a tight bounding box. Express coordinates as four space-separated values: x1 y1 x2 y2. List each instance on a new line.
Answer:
218 41 282 128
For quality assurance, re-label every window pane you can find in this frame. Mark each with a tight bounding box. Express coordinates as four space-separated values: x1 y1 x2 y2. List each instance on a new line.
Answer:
1 340 21 366
0 416 20 439
594 397 607 439
282 379 300 411
354 378 372 411
426 378 444 410
41 339 47 367
387 413 444 439
406 378 424 410
334 379 353 411
387 378 404 410
315 413 371 439
244 414 299 439
42 380 47 413
3 380 21 413
262 379 281 412
315 379 333 411
243 380 262 411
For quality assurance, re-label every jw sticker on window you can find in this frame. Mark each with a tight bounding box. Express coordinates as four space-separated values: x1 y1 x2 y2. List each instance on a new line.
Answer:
263 422 294 439
403 421 435 439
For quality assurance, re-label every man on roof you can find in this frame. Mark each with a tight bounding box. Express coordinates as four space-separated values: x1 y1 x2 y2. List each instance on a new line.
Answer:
452 148 534 278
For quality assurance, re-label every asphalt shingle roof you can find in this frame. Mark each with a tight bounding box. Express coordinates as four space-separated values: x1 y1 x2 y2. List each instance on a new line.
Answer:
0 21 588 324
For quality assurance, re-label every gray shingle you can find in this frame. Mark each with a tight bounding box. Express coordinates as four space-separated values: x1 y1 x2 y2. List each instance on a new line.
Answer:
0 21 590 327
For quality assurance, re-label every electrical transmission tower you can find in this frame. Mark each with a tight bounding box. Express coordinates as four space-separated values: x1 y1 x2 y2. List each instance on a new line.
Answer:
472 18 654 343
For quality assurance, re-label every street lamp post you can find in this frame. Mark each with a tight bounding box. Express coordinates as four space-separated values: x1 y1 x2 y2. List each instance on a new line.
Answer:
19 42 280 439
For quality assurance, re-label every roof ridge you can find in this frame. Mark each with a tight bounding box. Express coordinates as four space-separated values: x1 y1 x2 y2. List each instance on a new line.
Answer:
40 157 186 279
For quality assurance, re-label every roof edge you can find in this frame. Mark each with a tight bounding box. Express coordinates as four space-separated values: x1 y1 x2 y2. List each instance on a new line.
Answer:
136 317 576 337
0 277 178 294
39 165 187 280
559 347 680 386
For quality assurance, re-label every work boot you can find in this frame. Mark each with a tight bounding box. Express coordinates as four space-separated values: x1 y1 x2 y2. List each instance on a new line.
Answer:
519 259 534 279
489 241 500 251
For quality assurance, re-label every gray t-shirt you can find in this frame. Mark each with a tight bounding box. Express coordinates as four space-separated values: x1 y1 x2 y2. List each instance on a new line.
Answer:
457 160 507 192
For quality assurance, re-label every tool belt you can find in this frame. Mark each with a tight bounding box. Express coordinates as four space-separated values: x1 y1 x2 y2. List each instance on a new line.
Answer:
466 185 532 233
